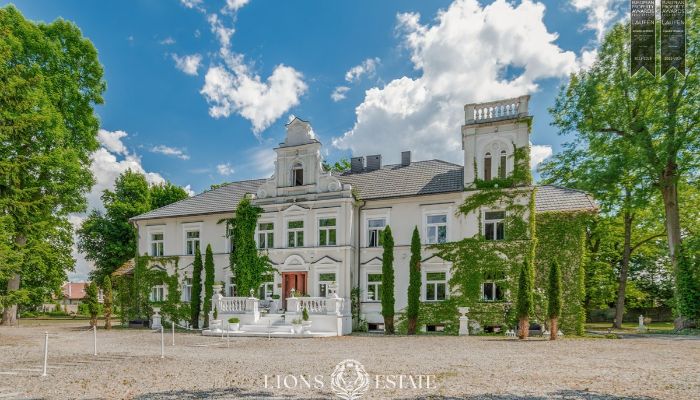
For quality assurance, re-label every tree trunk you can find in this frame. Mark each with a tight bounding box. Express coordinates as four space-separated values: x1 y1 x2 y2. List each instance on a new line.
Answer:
383 316 394 335
660 168 686 328
407 318 417 335
550 318 558 340
518 317 529 339
1 273 20 326
614 210 634 329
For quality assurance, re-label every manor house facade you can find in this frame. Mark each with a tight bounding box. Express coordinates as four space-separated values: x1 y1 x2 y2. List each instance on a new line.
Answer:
130 96 596 336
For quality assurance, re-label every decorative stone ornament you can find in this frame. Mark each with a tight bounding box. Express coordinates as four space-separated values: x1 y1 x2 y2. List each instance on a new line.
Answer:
458 306 470 336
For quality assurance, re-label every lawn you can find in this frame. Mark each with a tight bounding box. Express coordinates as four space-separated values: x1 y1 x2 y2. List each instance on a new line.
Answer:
586 321 675 333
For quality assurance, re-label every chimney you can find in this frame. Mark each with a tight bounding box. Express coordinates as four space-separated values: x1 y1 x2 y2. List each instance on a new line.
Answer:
366 155 382 171
401 151 411 166
350 156 364 173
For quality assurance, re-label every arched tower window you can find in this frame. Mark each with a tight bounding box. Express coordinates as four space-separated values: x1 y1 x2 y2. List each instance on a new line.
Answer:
483 152 492 181
499 150 507 179
292 162 304 186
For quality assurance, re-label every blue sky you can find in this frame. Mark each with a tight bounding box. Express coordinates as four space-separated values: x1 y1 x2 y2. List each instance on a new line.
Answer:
4 0 627 279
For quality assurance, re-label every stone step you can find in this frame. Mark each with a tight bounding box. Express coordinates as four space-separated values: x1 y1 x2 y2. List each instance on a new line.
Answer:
240 324 294 333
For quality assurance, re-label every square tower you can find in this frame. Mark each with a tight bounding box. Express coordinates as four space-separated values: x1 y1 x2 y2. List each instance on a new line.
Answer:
461 95 532 188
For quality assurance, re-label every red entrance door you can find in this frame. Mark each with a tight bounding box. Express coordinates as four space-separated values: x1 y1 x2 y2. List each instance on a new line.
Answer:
282 272 307 308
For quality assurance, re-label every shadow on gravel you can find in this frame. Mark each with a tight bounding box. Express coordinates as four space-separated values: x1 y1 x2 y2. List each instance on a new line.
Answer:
398 389 656 400
133 387 327 399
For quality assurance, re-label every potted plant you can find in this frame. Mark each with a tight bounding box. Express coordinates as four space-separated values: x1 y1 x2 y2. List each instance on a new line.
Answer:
301 307 312 333
228 317 240 332
291 317 303 334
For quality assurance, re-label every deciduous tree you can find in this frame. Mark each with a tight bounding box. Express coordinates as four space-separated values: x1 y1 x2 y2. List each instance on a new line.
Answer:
103 276 113 330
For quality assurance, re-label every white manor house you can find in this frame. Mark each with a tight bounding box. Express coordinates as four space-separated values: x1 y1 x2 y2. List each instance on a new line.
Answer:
130 96 595 337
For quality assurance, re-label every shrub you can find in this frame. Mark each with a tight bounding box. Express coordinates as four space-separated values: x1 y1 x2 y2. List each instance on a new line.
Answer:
302 307 309 321
228 317 240 324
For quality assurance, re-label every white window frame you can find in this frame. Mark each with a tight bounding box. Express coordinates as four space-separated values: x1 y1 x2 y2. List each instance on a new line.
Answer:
424 270 448 302
226 275 237 297
317 216 337 246
149 230 165 257
182 277 193 302
365 272 383 302
258 280 274 299
365 213 389 248
257 221 275 249
182 222 202 255
483 210 505 241
424 211 449 244
291 161 304 186
316 271 337 297
150 285 165 302
286 219 305 248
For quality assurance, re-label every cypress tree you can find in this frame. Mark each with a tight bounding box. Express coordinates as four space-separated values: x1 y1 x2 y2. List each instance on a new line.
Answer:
84 282 100 328
381 226 395 334
516 260 533 339
190 245 203 328
103 276 113 330
407 227 422 335
202 244 215 328
547 260 562 340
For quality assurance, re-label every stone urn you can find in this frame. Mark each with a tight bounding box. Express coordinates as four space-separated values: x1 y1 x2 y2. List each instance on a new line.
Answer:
213 283 223 295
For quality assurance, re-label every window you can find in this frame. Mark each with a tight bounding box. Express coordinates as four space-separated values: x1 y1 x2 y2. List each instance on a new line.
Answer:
185 230 200 255
150 285 164 302
227 276 237 297
366 273 382 301
484 211 505 241
318 272 336 297
150 233 164 256
367 218 386 247
183 278 192 302
484 152 492 181
258 278 274 299
287 220 304 247
425 272 447 301
319 218 337 246
426 214 447 244
292 162 304 186
258 222 274 249
499 150 507 179
481 274 503 301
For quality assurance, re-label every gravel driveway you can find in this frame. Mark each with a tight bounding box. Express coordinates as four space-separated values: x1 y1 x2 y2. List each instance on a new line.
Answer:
1 320 698 399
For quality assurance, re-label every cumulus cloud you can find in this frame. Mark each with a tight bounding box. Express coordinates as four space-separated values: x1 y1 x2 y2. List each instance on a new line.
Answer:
530 144 553 168
160 37 176 45
331 86 350 102
208 14 235 48
224 0 250 13
333 0 578 165
570 0 624 42
173 53 202 75
184 184 196 196
345 57 380 82
217 162 235 176
151 144 190 160
96 129 129 155
180 0 203 9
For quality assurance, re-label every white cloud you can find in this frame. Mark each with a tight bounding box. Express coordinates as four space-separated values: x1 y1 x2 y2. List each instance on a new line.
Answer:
184 184 196 196
333 0 577 165
151 144 190 160
160 37 176 45
530 144 553 168
208 14 235 48
97 129 128 155
345 57 380 82
173 53 203 76
331 86 350 102
223 0 250 13
570 0 624 42
217 162 235 176
180 0 203 9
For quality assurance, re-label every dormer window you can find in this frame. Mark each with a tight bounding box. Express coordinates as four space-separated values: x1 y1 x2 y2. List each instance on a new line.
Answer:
499 150 507 179
484 152 492 181
292 162 304 186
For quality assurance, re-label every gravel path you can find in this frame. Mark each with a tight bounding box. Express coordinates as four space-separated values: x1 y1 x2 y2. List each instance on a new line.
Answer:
1 320 698 399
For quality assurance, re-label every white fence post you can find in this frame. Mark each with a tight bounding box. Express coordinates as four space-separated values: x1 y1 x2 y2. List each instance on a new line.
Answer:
93 325 97 356
171 322 175 346
42 331 48 377
160 326 165 359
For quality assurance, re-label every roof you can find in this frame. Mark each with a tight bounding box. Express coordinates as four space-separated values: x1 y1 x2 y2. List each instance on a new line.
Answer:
130 179 266 221
337 160 464 200
535 185 598 212
130 162 596 221
62 282 87 300
112 259 135 277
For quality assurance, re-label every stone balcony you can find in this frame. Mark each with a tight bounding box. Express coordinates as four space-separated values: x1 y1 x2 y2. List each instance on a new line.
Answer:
464 95 530 125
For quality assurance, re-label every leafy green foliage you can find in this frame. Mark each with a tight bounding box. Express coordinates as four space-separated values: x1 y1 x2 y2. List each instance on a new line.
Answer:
406 227 422 334
84 282 100 326
322 158 351 173
0 5 105 324
103 276 113 329
516 261 533 318
547 261 562 319
150 182 189 210
222 198 272 297
202 244 215 328
190 246 203 328
161 264 188 325
381 226 395 334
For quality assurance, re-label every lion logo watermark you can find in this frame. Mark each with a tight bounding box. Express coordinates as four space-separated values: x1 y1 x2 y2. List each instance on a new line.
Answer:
330 359 370 400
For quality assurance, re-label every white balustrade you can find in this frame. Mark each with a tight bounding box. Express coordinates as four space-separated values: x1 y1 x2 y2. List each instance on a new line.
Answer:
286 297 342 315
299 297 327 314
464 95 529 124
216 296 249 313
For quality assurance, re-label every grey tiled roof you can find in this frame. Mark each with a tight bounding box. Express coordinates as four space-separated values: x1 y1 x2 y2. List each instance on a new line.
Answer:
130 179 266 221
337 160 464 200
130 163 596 221
535 185 597 212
